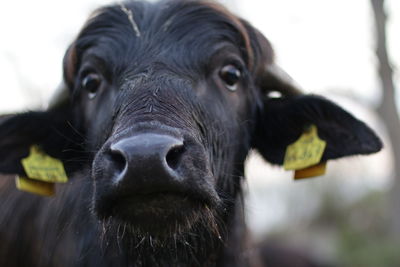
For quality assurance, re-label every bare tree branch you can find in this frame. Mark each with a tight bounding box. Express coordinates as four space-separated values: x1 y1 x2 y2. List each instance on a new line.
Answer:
370 0 400 236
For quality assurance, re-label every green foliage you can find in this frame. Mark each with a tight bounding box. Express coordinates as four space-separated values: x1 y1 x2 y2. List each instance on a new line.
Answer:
334 192 400 267
338 227 400 267
309 191 399 267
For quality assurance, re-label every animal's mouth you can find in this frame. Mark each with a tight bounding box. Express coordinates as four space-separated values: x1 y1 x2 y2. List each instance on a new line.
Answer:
106 192 209 235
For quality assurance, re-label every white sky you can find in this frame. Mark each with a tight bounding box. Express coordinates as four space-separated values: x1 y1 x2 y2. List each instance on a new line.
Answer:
0 0 397 235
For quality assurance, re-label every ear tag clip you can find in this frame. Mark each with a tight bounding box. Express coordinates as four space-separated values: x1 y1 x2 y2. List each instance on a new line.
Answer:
294 162 327 180
16 145 68 196
15 176 55 196
283 125 327 179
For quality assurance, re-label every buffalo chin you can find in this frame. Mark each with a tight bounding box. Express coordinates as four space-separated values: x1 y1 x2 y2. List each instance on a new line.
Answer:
96 193 218 238
95 194 223 266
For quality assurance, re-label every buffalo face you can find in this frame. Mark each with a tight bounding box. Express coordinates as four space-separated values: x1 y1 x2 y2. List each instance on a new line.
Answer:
61 2 261 238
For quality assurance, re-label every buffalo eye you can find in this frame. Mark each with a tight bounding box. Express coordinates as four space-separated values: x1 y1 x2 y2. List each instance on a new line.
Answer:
81 73 102 99
219 64 241 91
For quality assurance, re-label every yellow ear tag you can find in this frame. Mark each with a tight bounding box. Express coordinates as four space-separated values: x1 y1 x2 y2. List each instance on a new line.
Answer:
21 145 68 183
15 176 55 196
283 125 327 171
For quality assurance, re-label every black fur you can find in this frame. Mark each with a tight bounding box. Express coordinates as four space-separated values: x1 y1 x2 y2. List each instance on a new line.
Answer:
0 1 381 266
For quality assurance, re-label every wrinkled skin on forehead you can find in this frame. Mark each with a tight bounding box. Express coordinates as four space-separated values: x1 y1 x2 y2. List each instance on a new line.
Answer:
67 1 260 143
0 1 381 267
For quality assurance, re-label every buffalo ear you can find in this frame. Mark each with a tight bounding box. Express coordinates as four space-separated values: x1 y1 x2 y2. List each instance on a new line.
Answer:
0 103 83 176
244 21 382 165
252 93 383 165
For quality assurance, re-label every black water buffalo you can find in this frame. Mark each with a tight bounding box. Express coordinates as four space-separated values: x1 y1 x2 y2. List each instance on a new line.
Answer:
0 0 381 266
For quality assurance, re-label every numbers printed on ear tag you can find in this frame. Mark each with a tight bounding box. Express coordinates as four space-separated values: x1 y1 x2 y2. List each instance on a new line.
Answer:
283 125 326 171
21 145 68 183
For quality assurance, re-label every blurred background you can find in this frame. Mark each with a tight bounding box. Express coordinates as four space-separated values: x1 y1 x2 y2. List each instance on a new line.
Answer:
0 0 398 266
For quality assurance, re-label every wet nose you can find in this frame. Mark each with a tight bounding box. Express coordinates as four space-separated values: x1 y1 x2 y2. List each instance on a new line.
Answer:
107 134 186 192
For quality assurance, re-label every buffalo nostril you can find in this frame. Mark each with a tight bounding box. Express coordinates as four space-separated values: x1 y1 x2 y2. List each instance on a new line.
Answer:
107 134 185 185
108 149 127 175
166 144 185 170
